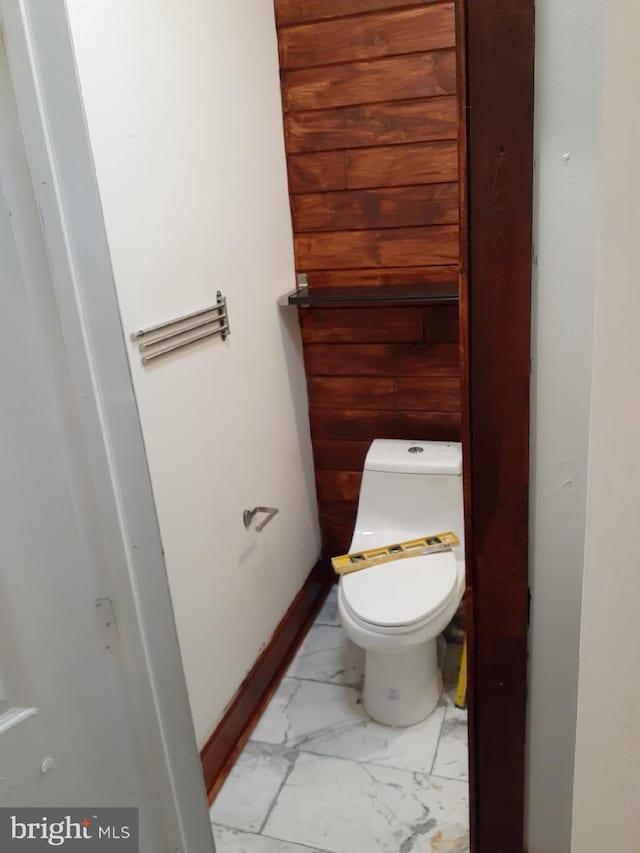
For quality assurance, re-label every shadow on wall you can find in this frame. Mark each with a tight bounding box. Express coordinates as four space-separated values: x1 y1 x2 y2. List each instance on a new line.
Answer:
278 301 321 553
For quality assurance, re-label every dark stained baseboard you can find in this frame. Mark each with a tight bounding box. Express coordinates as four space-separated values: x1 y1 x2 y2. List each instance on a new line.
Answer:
201 559 333 802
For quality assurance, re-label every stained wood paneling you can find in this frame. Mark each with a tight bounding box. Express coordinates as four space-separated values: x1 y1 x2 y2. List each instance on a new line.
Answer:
278 4 456 68
275 0 443 27
312 439 371 471
288 151 347 193
308 375 461 412
396 375 461 412
275 0 463 589
304 267 458 287
310 408 461 441
465 0 535 848
423 303 459 341
346 141 459 188
316 470 362 504
304 342 459 376
299 306 424 343
318 499 358 556
295 225 459 269
282 51 456 112
285 96 457 153
308 376 394 410
291 184 458 232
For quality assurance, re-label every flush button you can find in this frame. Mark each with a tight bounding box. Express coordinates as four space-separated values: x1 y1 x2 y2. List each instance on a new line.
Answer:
408 446 424 454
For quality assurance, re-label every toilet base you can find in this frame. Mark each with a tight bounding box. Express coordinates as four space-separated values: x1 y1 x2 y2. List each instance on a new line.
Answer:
362 638 441 727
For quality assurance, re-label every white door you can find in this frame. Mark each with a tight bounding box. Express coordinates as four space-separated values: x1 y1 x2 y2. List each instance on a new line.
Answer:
0 30 140 808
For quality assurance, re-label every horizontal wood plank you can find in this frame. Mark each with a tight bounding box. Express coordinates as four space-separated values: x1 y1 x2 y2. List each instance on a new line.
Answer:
318 500 358 557
275 0 443 27
310 407 461 441
396 375 461 411
295 225 459 268
285 96 457 153
316 470 362 503
278 4 456 68
288 150 347 193
308 376 394 410
304 342 460 376
304 266 459 287
282 51 456 112
291 183 458 231
313 439 372 471
300 306 424 343
308 375 461 411
346 140 458 188
423 304 460 341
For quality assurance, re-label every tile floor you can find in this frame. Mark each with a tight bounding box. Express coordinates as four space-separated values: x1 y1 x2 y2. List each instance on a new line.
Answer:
211 587 469 853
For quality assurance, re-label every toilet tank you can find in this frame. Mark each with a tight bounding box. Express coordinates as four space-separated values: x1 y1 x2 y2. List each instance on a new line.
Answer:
352 439 464 551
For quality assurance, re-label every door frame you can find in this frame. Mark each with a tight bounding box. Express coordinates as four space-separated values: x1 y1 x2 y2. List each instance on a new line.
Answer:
462 2 535 851
0 2 215 850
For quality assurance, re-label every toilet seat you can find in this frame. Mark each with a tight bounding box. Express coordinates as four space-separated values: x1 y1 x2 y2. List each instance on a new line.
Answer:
340 548 459 632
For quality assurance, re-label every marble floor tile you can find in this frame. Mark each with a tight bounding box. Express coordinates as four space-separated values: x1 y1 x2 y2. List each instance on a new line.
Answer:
315 586 339 626
212 825 330 853
264 752 469 853
432 705 469 783
300 702 446 775
250 677 367 747
286 625 364 687
209 742 296 833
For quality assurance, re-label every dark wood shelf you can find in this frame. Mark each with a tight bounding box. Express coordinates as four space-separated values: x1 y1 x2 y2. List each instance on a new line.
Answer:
283 282 459 308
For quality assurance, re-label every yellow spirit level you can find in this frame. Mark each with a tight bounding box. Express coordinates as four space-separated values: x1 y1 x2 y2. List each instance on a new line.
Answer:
455 636 468 710
331 531 460 576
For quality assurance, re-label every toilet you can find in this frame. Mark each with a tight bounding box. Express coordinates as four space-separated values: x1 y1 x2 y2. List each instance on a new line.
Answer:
338 439 465 727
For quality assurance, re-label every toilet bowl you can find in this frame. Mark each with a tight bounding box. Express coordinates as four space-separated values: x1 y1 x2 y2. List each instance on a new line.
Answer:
337 439 465 727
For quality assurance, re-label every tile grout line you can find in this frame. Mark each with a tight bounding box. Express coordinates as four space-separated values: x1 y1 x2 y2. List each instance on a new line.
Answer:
265 735 444 780
229 739 469 784
429 701 449 776
279 674 363 688
244 736 469 784
257 751 300 836
212 821 333 853
261 825 336 853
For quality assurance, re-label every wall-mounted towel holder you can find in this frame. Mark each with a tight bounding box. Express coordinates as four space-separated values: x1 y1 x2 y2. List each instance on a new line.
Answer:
243 506 279 532
131 291 230 364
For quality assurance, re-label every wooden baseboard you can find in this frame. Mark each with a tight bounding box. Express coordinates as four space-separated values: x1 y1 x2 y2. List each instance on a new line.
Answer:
200 559 332 802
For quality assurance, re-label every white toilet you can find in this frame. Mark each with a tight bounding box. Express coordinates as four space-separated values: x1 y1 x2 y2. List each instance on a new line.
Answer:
338 439 465 727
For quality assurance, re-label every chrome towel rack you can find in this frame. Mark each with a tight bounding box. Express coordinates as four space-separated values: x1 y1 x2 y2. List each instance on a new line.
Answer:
131 291 230 364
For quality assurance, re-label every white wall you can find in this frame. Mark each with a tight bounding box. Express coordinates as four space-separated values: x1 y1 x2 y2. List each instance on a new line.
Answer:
527 1 604 849
65 0 320 746
571 4 640 849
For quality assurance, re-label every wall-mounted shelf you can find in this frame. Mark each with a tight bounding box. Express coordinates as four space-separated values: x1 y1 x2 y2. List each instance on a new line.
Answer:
281 282 459 308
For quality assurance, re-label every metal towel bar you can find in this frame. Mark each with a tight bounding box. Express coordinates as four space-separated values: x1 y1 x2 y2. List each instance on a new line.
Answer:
132 291 229 364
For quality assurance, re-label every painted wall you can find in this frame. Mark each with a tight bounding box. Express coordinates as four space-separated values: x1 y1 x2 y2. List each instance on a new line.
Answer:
527 0 603 848
65 0 320 746
571 3 640 849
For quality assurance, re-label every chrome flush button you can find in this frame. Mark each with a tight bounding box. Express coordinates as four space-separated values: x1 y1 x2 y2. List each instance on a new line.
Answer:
408 446 424 454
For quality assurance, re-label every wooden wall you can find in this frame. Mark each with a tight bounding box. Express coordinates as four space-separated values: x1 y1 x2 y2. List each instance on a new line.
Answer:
274 0 463 556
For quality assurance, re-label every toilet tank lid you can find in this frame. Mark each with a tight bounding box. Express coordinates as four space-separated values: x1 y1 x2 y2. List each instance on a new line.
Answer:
364 440 462 475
